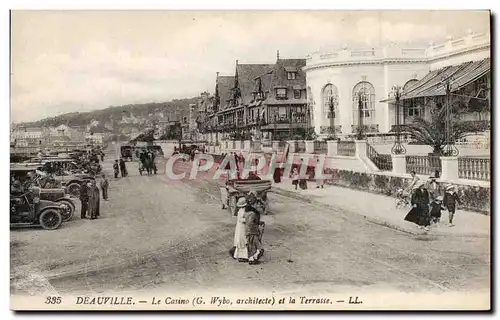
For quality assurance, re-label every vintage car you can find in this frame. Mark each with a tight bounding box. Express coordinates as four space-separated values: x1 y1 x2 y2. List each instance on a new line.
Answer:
10 187 66 230
11 166 77 220
38 160 95 197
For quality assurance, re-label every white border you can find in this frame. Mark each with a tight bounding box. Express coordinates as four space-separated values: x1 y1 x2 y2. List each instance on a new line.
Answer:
2 2 497 320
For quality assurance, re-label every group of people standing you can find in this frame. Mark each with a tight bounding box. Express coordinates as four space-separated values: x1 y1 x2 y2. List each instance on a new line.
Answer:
79 175 109 220
230 194 265 265
113 159 128 179
404 171 461 231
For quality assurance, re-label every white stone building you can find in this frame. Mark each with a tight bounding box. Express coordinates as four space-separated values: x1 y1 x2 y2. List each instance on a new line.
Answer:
304 31 491 138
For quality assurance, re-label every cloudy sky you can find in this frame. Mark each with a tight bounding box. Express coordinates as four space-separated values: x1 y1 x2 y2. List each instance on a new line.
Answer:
11 10 489 122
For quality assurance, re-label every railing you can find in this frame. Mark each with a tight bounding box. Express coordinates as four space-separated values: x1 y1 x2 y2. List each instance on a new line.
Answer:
313 140 328 154
295 140 306 153
458 157 490 181
406 155 442 176
366 143 393 171
319 125 342 135
351 124 380 133
337 141 356 156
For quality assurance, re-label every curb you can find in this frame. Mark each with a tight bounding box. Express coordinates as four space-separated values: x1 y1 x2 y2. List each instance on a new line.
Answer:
270 187 489 239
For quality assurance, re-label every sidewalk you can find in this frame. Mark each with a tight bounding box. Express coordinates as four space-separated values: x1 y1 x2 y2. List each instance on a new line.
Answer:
271 178 490 238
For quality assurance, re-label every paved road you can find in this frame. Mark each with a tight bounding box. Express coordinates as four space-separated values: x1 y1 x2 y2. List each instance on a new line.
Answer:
10 152 490 298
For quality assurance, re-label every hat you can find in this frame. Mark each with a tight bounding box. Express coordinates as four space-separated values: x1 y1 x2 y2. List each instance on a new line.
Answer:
446 185 454 191
236 197 247 208
435 196 443 201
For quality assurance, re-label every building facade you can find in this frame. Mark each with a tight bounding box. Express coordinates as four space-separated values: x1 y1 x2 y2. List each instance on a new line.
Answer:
304 31 491 138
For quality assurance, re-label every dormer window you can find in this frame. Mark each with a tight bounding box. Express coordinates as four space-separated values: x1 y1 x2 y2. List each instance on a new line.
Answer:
294 90 301 99
287 72 297 80
276 88 287 99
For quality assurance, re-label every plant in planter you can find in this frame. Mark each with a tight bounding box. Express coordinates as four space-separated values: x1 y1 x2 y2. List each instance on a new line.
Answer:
406 100 490 155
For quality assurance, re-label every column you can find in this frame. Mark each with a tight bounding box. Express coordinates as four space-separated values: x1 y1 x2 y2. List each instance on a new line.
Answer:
305 140 314 154
391 154 406 174
355 140 367 158
440 156 459 181
327 140 338 157
287 140 296 153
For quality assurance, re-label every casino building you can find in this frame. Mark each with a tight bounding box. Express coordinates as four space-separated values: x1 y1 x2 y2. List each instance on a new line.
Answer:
304 30 490 138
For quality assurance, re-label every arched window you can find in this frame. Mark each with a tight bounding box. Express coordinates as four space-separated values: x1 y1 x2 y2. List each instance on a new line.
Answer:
352 81 376 122
403 79 423 118
322 84 339 119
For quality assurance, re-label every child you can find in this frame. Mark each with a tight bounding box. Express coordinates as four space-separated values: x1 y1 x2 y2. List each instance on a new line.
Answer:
100 174 109 201
443 185 460 227
429 196 445 225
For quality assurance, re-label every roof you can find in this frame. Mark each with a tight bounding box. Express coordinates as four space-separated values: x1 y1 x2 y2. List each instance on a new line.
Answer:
381 58 490 102
217 75 234 110
266 58 307 105
235 64 274 105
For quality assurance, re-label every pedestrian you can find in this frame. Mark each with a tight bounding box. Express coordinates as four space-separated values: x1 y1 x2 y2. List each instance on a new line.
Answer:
426 175 439 200
88 181 100 220
79 181 89 219
113 160 120 179
100 174 109 201
444 185 461 227
407 171 420 192
119 158 128 177
429 195 445 225
245 200 265 265
291 167 299 190
408 182 431 231
100 152 104 162
230 197 249 262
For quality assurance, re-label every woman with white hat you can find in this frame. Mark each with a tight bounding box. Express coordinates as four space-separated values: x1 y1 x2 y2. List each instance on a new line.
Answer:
230 197 249 262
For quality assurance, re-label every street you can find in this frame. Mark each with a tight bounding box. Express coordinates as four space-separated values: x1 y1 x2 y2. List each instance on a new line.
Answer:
10 151 490 297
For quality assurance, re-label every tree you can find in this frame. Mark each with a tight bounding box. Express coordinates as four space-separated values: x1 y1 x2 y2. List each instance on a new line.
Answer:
406 100 489 155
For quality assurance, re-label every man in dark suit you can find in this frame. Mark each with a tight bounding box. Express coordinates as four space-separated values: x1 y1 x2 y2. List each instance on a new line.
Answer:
79 181 89 219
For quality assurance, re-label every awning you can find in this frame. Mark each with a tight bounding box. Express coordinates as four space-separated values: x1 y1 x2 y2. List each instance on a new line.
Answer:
380 58 490 102
285 67 298 72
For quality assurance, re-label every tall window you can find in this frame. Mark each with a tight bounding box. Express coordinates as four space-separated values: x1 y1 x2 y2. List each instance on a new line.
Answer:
352 81 376 122
403 79 422 119
322 84 339 119
287 72 297 80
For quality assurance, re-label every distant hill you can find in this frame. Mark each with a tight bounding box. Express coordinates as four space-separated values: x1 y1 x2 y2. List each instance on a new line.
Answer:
19 97 198 128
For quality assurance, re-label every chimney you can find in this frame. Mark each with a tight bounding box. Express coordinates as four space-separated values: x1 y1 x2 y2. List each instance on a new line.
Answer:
277 49 280 62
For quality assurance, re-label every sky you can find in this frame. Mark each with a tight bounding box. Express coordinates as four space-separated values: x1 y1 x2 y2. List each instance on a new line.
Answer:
10 10 490 123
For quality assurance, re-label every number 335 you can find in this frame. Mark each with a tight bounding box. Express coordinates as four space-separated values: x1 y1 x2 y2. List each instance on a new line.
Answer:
45 296 62 304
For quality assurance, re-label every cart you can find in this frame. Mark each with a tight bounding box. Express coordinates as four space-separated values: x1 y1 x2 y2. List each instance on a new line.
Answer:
220 179 272 216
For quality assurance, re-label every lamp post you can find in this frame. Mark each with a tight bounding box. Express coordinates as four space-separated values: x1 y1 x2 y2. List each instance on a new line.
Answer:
273 111 278 141
441 76 459 156
329 95 338 139
355 88 368 140
389 85 406 155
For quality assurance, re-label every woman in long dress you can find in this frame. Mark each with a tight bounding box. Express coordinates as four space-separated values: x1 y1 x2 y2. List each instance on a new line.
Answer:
232 197 249 262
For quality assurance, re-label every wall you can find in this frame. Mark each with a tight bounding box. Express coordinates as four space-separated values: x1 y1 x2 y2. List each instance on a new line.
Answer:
316 168 490 214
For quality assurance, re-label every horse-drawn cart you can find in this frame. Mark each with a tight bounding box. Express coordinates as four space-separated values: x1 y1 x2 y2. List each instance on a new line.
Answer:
220 179 272 216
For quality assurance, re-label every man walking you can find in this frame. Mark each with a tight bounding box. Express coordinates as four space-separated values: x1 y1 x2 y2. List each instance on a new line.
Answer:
88 181 100 220
100 174 109 201
79 181 89 219
245 203 265 265
113 160 120 179
119 158 128 177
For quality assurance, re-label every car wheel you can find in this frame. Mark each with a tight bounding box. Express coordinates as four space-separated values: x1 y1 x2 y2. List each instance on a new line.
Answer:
39 209 63 230
67 183 81 198
56 199 75 221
